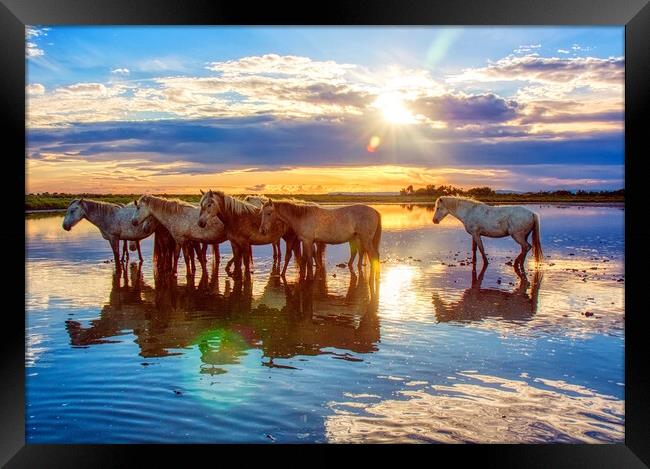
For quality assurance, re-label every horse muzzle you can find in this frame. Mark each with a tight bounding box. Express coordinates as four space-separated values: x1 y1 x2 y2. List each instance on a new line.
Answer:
198 220 207 228
259 227 267 235
131 219 139 227
432 218 440 224
62 224 71 231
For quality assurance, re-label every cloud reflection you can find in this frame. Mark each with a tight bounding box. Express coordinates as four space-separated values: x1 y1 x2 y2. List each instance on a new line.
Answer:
325 372 624 443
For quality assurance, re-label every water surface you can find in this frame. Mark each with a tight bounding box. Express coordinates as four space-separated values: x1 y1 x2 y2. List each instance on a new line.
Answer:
26 203 624 443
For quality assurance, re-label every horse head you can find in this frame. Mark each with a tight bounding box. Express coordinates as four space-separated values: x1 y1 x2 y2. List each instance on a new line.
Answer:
259 199 275 235
62 198 85 231
432 197 449 224
198 189 219 227
131 196 151 226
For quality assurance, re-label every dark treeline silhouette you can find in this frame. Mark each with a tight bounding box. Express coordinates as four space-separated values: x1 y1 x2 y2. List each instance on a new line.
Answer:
399 184 495 197
399 184 624 199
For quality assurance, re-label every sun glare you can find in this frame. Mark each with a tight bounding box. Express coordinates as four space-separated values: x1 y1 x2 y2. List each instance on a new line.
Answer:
373 92 416 125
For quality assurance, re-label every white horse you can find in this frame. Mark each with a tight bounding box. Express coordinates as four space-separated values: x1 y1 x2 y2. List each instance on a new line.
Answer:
431 196 542 273
62 199 158 267
131 195 227 276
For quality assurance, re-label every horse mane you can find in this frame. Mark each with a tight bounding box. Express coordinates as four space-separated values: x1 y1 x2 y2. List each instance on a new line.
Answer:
243 194 268 208
440 195 483 211
271 199 319 219
79 199 122 219
213 191 259 215
140 194 196 215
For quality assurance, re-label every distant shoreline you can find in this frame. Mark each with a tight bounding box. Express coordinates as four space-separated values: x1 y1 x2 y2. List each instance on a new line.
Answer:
25 195 624 213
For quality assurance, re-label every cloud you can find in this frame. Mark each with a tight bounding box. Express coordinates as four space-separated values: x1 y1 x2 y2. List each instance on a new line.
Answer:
26 26 49 38
56 83 109 96
26 27 48 58
514 44 541 54
450 54 624 87
26 83 45 95
111 68 130 75
410 93 519 123
571 43 592 52
26 52 623 150
557 49 570 54
27 42 44 58
27 117 624 173
206 54 355 80
245 184 267 192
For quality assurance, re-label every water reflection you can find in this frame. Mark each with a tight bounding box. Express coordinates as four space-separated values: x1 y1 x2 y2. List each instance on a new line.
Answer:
432 266 541 324
326 372 624 444
65 265 380 371
26 206 625 443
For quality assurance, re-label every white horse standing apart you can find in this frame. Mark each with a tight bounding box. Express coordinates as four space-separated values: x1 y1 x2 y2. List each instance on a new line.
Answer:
62 199 158 267
431 196 542 273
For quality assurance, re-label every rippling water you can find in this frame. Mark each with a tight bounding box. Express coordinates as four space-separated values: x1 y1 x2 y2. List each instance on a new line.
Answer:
25 204 624 443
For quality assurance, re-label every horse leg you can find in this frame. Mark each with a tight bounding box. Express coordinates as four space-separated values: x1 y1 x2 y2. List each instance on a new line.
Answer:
512 231 532 275
313 243 320 271
314 242 326 277
302 240 314 280
474 234 489 266
471 238 477 265
197 243 208 273
225 241 237 277
282 237 294 277
173 244 181 276
357 245 364 272
348 239 357 270
317 242 326 270
110 238 122 272
360 236 378 286
229 241 243 278
213 243 220 269
136 240 143 263
181 244 192 276
241 242 252 277
189 243 197 274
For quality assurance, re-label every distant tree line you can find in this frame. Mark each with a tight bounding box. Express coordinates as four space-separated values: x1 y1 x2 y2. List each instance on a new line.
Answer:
399 184 625 198
399 184 496 197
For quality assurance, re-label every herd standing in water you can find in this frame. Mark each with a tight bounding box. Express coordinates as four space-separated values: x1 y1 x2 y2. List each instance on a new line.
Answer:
62 193 543 284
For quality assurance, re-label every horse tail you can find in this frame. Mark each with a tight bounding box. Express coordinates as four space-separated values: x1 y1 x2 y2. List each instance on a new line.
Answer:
531 212 543 263
372 212 382 259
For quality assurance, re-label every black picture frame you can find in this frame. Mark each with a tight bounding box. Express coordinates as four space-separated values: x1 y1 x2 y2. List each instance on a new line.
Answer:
4 0 649 465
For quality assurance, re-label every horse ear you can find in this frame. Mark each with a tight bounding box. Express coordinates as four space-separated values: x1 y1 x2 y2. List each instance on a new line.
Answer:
200 189 204 195
134 199 138 207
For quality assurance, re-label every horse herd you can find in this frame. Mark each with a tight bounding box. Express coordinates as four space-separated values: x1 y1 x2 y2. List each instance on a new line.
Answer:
62 192 543 284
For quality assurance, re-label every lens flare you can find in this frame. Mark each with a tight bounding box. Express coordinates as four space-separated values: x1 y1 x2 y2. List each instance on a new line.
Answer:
367 135 381 153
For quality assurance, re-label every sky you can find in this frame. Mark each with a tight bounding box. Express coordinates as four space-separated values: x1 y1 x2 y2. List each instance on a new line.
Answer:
26 26 624 194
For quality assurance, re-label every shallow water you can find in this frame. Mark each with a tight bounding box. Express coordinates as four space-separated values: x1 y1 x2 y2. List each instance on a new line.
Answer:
25 204 625 443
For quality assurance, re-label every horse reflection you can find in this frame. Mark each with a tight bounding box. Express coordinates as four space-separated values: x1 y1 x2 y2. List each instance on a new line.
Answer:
432 266 542 323
264 271 380 362
65 267 380 373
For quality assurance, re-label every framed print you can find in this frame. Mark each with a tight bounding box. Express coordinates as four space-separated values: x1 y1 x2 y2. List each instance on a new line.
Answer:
3 0 650 466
